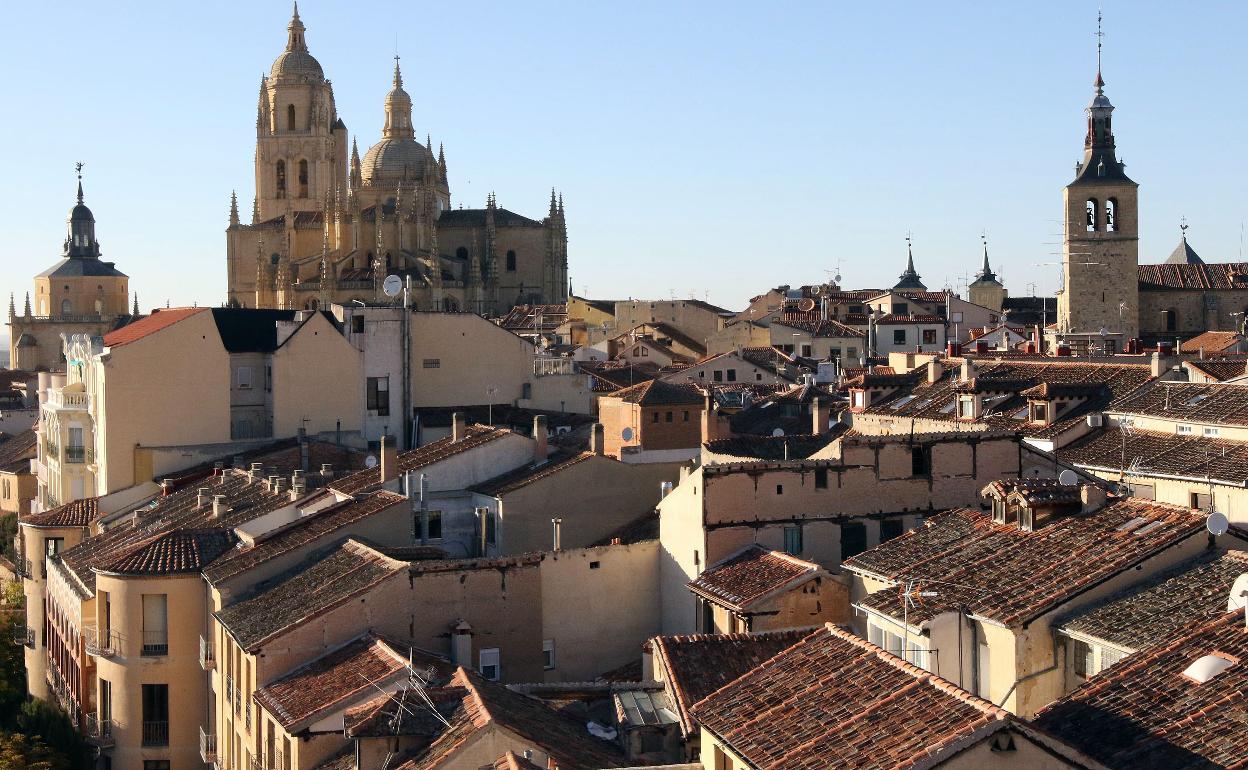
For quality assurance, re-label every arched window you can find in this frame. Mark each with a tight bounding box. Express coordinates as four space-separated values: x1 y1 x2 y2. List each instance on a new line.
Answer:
287 104 296 131
305 298 319 311
442 297 459 312
60 299 72 316
298 159 309 198
1085 199 1098 232
506 250 517 272
1163 309 1177 332
275 160 286 199
94 299 103 314
1105 198 1118 232
455 247 469 261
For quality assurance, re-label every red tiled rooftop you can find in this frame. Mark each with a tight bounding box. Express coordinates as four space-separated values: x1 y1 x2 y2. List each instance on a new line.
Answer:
688 545 820 612
103 307 205 347
22 497 99 528
1179 330 1243 353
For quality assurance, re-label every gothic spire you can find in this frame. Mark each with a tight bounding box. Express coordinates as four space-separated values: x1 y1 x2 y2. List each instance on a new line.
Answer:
8 294 14 321
229 190 240 226
24 292 31 317
549 188 558 217
979 234 996 281
132 292 139 316
286 2 308 52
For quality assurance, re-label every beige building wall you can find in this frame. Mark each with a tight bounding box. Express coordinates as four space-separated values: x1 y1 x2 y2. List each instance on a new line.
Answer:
613 301 726 349
705 321 770 357
1139 288 1248 339
271 312 364 438
410 313 536 408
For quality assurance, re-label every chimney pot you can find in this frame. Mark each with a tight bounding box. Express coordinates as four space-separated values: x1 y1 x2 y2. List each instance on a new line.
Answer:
320 463 334 480
160 478 174 497
452 412 467 442
589 423 605 456
211 495 228 519
380 434 398 483
196 487 210 509
533 415 548 464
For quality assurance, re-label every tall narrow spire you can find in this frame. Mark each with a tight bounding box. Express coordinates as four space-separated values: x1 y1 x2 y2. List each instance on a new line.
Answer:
286 2 307 52
393 55 403 89
132 292 139 316
382 58 414 140
229 190 240 226
549 188 558 217
1095 8 1104 87
893 233 927 291
76 162 84 203
1073 8 1127 183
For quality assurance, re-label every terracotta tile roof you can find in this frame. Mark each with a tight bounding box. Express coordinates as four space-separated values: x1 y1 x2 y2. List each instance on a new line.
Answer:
1180 330 1244 353
688 545 821 612
1111 381 1248 426
0 428 37 468
1035 610 1248 769
1061 427 1248 485
690 624 1018 770
772 318 865 338
310 747 355 770
1185 357 1248 381
253 634 449 730
202 490 409 584
1057 550 1248 652
216 538 408 651
102 307 206 347
1138 261 1248 290
467 451 594 496
98 528 236 576
651 630 807 735
492 753 545 770
580 361 660 392
496 304 568 332
22 497 99 528
354 667 627 769
845 497 1209 627
330 425 512 494
605 379 704 406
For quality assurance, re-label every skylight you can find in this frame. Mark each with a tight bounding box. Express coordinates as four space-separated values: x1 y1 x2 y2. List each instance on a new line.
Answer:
1181 654 1235 684
1133 520 1166 537
939 401 956 414
1115 517 1148 533
1185 394 1210 407
892 395 915 410
1010 407 1029 420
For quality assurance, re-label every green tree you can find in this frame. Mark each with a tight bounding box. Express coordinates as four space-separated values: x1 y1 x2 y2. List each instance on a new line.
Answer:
14 702 87 770
0 610 25 727
0 514 16 563
0 732 69 770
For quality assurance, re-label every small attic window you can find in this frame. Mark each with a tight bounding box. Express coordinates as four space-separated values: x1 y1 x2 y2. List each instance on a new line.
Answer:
939 400 956 414
1181 653 1235 684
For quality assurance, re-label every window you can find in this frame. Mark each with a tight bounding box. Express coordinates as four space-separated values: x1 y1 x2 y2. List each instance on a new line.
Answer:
141 594 168 656
141 684 169 746
727 369 737 382
298 159 309 198
775 484 783 495
1163 309 1177 332
712 745 731 770
276 160 286 198
542 639 555 670
1176 425 1193 435
1085 198 1098 231
814 468 828 489
652 412 659 424
60 298 72 315
456 247 469 261
1128 482 1155 500
367 376 390 416
1072 639 1094 678
1190 492 1211 511
506 250 517 271
683 410 690 422
237 366 253 390
1032 402 1048 423
1105 198 1118 232
893 329 906 345
713 370 723 382
351 315 365 334
479 648 500 681
1101 647 1124 670
522 382 531 399
894 303 908 315
840 522 867 559
922 329 937 345
485 509 497 546
422 359 440 369
144 762 170 770
801 344 812 357
880 518 904 542
425 510 442 540
847 347 858 359
665 411 673 422
911 446 931 476
783 526 802 556
868 623 884 648
1204 427 1220 437
286 104 296 131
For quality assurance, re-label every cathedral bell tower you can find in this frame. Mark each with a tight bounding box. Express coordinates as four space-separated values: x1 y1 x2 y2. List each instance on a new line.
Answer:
1057 15 1139 345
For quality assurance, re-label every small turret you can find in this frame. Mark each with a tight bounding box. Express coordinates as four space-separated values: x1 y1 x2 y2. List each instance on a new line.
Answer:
23 293 31 317
132 293 139 316
549 187 558 218
350 138 362 190
229 190 240 226
893 235 927 291
438 142 447 181
7 294 14 321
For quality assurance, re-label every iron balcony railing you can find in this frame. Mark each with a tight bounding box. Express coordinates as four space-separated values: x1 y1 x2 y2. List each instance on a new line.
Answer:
245 698 252 730
141 629 168 657
11 624 32 647
14 557 30 579
199 727 217 763
64 446 87 464
141 720 169 747
84 626 117 658
83 714 115 748
199 635 215 670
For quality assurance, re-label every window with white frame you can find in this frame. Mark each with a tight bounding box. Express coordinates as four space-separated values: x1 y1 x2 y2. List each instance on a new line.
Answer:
237 366 254 389
479 648 500 681
542 639 555 670
1203 426 1220 437
1176 424 1193 435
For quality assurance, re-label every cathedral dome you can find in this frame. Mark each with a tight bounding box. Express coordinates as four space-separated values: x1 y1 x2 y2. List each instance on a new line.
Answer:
360 138 435 187
270 49 324 80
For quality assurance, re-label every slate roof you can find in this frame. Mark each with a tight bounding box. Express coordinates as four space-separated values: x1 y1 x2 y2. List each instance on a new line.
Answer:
36 257 127 278
437 208 544 228
98 528 236 576
1138 261 1248 290
467 451 594 496
688 545 821 612
0 428 37 469
1179 330 1243 353
1060 428 1248 486
1164 235 1204 265
22 497 99 528
1110 381 1248 426
330 425 512 495
202 490 409 584
690 624 1030 770
217 538 408 652
605 379 703 407
845 497 1209 627
650 630 807 735
1057 549 1248 652
1035 611 1248 769
253 634 448 730
102 307 205 347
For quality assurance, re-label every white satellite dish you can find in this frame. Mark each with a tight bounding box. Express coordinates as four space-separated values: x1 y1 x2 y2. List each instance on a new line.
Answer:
1227 573 1248 612
365 455 378 469
1058 469 1079 486
771 428 785 437
1207 511 1229 537
621 427 634 442
382 274 402 298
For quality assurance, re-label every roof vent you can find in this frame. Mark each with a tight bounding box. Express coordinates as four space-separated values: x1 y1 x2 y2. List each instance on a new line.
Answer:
1181 653 1235 684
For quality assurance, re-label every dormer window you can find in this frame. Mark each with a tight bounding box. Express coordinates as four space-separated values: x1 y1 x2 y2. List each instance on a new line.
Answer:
1018 505 1035 532
1030 402 1048 424
991 498 1006 524
957 395 979 420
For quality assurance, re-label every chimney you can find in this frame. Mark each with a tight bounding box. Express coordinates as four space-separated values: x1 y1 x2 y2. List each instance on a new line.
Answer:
273 477 286 494
927 358 944 384
196 488 210 509
551 518 562 551
1080 483 1108 514
212 461 224 477
589 423 605 456
1150 351 1170 378
452 412 466 442
211 495 227 519
159 479 174 497
450 620 473 668
700 391 721 444
961 358 977 383
380 434 398 483
320 463 334 480
811 397 828 435
249 462 263 482
660 481 674 500
533 415 548 464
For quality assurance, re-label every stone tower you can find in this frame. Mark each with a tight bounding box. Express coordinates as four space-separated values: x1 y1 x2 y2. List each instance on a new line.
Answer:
968 237 1006 312
1057 53 1139 343
253 3 347 222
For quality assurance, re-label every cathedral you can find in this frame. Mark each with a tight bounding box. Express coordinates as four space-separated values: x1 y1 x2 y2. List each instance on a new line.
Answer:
225 6 569 314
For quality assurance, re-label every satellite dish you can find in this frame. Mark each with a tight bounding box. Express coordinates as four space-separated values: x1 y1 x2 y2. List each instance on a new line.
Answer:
1207 511 1229 537
834 274 842 284
1228 573 1248 612
621 427 634 442
365 455 378 469
797 298 816 313
1058 469 1079 486
382 274 402 298
771 428 785 437
1098 327 1109 337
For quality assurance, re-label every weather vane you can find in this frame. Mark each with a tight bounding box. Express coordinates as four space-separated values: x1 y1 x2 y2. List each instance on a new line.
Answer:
1096 8 1104 73
1180 215 1189 236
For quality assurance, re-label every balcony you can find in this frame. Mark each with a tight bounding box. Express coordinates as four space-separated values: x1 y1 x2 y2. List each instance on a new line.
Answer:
140 630 168 657
83 714 115 748
84 626 116 658
64 446 91 464
47 390 89 410
199 727 217 763
46 667 77 717
141 720 169 747
14 557 30 579
199 635 215 670
12 625 32 647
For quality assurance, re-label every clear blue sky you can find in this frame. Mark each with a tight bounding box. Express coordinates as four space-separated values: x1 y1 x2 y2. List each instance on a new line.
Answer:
2 1 1245 312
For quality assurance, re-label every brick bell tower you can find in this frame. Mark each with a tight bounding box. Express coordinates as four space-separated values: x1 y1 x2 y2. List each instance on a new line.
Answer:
1057 15 1139 346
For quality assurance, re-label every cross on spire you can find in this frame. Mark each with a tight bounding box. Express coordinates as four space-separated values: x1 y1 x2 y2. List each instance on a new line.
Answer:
75 161 85 203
